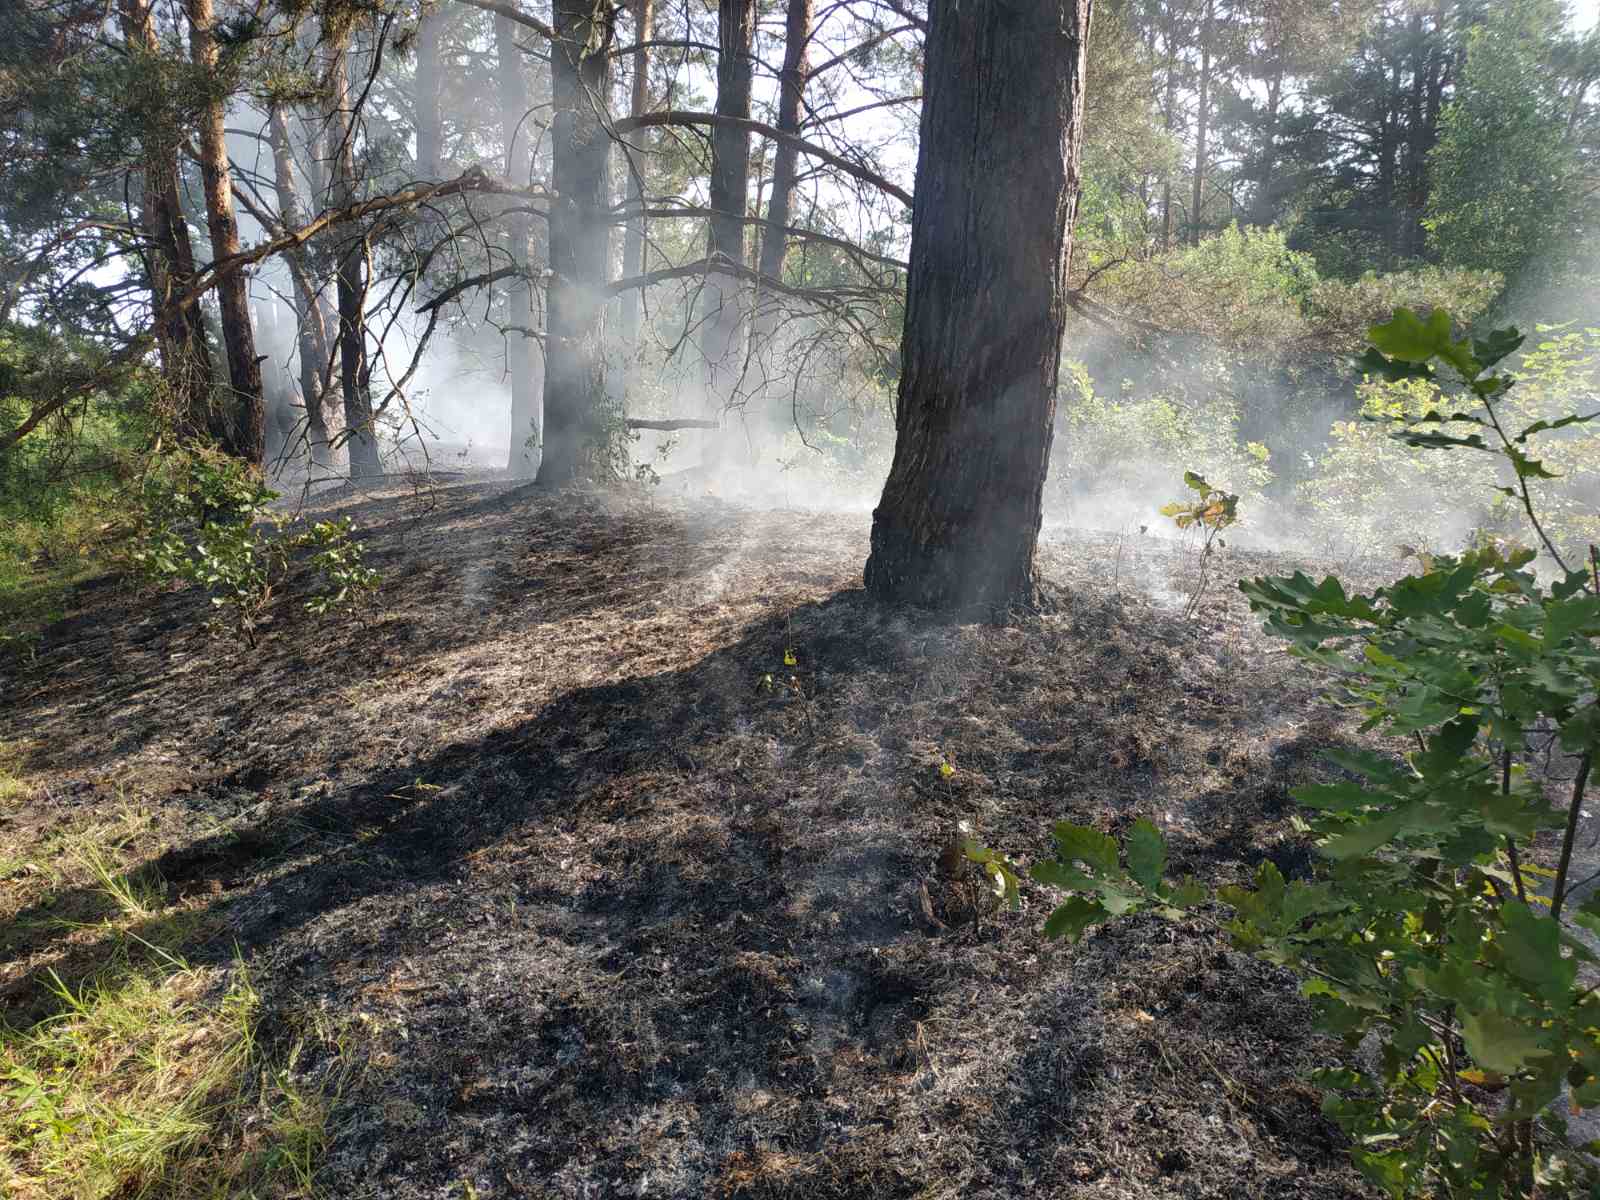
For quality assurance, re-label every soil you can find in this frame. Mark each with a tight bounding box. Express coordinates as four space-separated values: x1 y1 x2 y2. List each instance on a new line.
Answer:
0 475 1391 1199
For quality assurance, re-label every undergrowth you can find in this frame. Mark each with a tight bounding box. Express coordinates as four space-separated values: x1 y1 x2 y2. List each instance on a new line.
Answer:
0 758 349 1199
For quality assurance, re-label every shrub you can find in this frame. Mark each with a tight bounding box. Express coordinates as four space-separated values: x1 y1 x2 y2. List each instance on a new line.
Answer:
133 447 379 645
1050 359 1271 531
1300 322 1600 562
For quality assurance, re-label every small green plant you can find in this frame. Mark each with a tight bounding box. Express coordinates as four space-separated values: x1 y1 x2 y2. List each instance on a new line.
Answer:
133 449 379 645
978 309 1600 1198
1160 470 1239 618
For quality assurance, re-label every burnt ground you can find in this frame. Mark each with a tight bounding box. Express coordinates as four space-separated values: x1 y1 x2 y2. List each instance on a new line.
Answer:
0 477 1390 1199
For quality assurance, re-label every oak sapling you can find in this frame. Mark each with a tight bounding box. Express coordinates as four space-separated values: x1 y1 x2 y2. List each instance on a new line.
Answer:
1160 471 1238 618
134 448 380 646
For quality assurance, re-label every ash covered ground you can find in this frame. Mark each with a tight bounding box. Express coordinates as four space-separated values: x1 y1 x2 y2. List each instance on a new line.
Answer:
1 476 1401 1199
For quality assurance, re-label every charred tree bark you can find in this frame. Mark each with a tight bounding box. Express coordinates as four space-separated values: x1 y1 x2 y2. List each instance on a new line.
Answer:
619 0 654 354
754 0 813 332
536 0 615 487
494 13 544 475
185 0 265 465
328 23 383 479
701 0 756 427
863 0 1089 612
118 0 217 439
268 104 334 471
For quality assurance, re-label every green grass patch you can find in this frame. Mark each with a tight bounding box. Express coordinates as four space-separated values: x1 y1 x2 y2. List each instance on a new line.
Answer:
1 954 343 1200
0 759 347 1198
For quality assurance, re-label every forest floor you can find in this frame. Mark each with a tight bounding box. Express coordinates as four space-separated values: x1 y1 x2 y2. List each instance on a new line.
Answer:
0 474 1396 1199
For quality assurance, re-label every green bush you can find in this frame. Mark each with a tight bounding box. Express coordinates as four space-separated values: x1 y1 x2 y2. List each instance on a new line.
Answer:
134 447 379 645
1300 322 1600 561
1050 359 1271 528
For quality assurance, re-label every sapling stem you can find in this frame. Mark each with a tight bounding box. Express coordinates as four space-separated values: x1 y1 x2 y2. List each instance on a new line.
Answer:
1502 749 1529 906
1474 383 1573 577
1552 751 1594 923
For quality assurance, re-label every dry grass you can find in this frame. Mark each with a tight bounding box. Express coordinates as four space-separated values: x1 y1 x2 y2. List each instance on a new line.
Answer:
0 478 1408 1199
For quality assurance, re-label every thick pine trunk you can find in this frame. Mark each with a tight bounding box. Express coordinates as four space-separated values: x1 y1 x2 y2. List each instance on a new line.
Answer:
700 0 755 430
863 0 1089 612
536 0 614 487
118 0 216 439
267 104 334 471
619 0 654 354
185 0 265 465
494 14 544 476
754 0 813 327
328 26 383 479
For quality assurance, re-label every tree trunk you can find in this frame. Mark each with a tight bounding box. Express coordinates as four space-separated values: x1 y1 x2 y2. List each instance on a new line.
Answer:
1252 69 1282 225
185 0 265 465
536 0 615 487
415 5 445 179
1160 40 1177 252
118 0 216 440
328 23 383 478
494 13 544 475
1190 0 1212 247
701 0 756 428
267 104 334 471
863 0 1088 612
619 0 654 354
754 0 813 327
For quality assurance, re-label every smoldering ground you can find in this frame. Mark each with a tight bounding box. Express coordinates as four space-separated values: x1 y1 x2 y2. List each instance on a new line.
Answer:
3 470 1409 1199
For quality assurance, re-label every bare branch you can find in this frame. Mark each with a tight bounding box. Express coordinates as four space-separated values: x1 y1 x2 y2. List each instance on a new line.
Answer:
611 111 912 207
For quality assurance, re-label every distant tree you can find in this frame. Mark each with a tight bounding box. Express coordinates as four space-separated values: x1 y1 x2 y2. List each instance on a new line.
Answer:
494 11 542 476
117 0 218 443
700 0 756 461
1426 1 1580 290
325 15 383 480
753 0 815 327
184 0 266 465
618 0 655 356
537 0 616 487
863 0 1089 611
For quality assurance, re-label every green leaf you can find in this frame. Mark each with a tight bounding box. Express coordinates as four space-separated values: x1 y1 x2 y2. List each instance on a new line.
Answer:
1499 901 1577 1007
1472 327 1524 368
1514 411 1600 443
1162 877 1206 909
1321 808 1413 861
1050 823 1119 875
1349 1148 1409 1199
1390 429 1490 452
1125 819 1165 891
1458 1008 1550 1074
1369 307 1454 364
1353 346 1435 384
1043 897 1110 941
1506 446 1561 480
1029 859 1096 891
